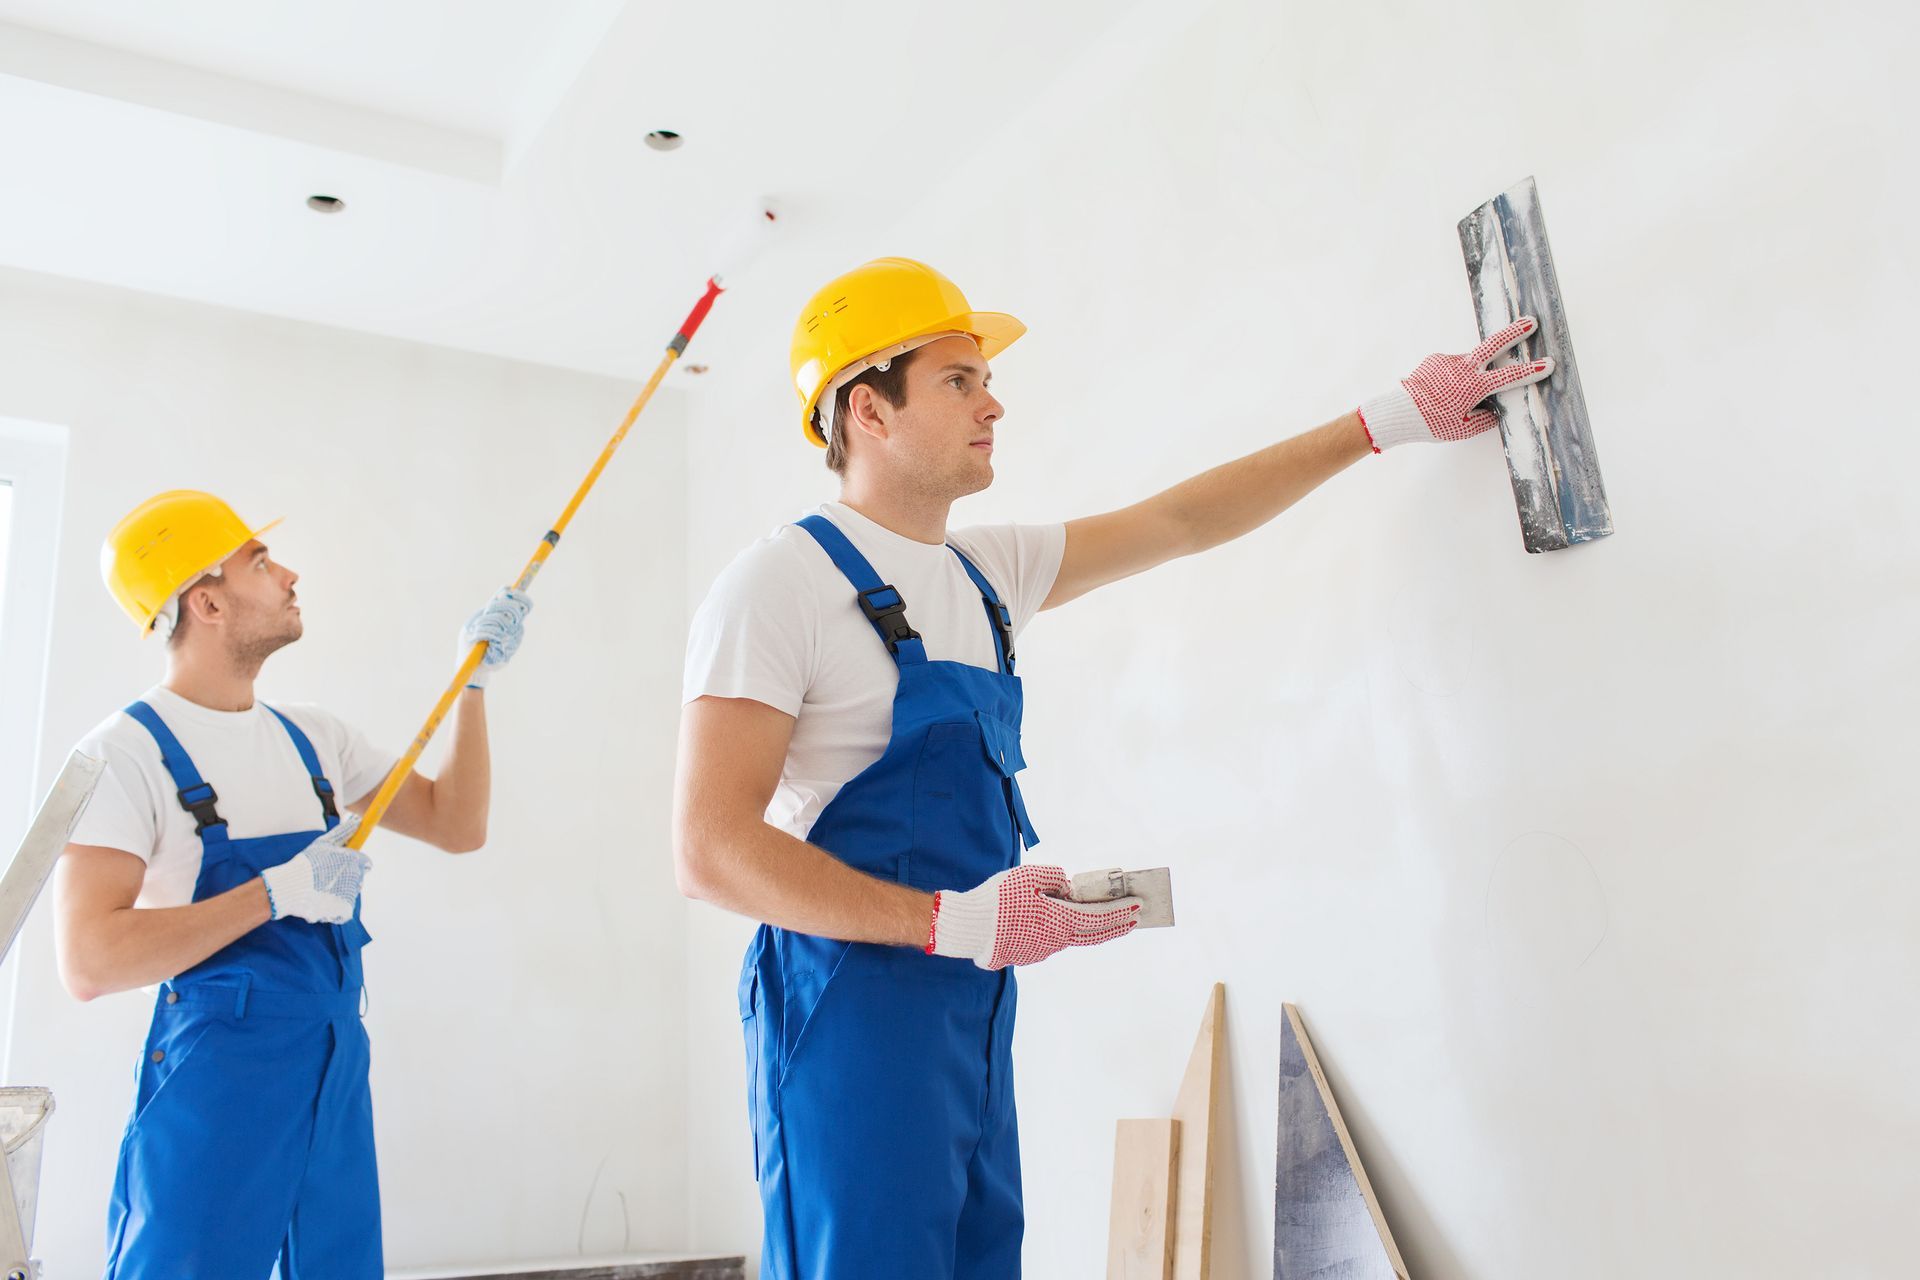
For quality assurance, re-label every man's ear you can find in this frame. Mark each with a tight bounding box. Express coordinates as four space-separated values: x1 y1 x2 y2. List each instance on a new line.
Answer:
182 581 222 627
845 383 892 444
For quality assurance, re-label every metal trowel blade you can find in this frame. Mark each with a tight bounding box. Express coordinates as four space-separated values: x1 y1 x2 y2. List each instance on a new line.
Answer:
1063 866 1175 928
1459 176 1612 553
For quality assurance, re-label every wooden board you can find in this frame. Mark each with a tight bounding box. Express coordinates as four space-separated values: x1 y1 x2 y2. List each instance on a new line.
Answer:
1273 1004 1409 1280
1107 1118 1180 1278
1170 982 1225 1278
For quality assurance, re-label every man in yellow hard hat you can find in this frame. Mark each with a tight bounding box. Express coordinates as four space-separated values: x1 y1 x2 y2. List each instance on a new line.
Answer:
675 257 1549 1277
52 489 531 1279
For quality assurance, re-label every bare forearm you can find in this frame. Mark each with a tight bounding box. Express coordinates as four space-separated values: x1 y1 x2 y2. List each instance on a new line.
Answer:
62 881 271 1000
1155 413 1372 555
426 691 491 851
679 820 932 948
1048 413 1376 608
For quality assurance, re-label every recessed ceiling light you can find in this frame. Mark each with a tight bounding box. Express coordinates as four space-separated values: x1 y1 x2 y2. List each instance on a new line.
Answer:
306 194 346 214
644 130 683 152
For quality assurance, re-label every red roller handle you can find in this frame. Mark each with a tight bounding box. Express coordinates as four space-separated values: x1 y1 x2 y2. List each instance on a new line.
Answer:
670 277 725 353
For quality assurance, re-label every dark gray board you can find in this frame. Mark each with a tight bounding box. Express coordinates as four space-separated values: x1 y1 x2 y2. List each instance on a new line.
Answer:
1459 176 1613 554
1274 1006 1407 1280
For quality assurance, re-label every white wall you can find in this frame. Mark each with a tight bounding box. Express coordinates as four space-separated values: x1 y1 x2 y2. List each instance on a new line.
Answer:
0 267 691 1273
679 1 1919 1276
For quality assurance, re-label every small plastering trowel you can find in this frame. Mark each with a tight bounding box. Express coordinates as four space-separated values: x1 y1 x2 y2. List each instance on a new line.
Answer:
1059 866 1176 928
1459 176 1612 553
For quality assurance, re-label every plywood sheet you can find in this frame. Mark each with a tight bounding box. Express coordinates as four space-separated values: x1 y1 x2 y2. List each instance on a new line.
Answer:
1170 983 1224 1278
1108 1117 1179 1279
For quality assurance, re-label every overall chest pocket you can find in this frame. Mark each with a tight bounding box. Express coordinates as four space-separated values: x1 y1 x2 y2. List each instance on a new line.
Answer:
906 712 1032 889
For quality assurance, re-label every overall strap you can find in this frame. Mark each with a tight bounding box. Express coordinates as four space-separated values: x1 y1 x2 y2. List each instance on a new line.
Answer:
123 701 229 843
264 706 342 830
947 545 1016 675
795 515 928 667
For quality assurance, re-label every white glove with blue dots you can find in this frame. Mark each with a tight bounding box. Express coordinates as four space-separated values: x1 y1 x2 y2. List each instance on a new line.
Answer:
460 588 533 690
262 816 370 925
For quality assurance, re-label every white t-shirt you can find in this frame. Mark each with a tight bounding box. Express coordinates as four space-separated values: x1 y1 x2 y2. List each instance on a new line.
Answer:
67 685 397 910
683 501 1065 839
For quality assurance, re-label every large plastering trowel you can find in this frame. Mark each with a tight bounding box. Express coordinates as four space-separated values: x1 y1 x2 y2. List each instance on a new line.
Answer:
1065 867 1175 928
1459 176 1613 553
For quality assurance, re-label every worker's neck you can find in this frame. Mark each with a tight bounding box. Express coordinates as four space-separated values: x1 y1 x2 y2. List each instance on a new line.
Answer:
838 475 951 546
162 646 262 713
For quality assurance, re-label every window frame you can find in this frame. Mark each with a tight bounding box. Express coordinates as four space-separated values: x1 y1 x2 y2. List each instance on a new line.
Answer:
0 416 70 1076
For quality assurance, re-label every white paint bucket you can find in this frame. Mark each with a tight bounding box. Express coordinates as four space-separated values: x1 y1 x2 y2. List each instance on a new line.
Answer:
0 1087 53 1255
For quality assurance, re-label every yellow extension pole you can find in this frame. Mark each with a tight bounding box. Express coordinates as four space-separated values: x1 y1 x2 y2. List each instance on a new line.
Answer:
344 276 730 851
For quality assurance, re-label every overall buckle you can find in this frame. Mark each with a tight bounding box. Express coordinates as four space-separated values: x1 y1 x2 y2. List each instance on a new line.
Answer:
991 601 1016 667
312 776 340 823
175 782 227 834
858 585 921 655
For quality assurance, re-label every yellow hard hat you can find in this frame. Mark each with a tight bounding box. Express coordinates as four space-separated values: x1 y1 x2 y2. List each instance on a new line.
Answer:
791 257 1025 448
101 490 281 636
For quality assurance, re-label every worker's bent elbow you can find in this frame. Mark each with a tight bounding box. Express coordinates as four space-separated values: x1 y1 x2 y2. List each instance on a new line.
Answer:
673 851 710 902
442 830 486 855
57 960 107 1004
55 925 138 1003
672 831 718 903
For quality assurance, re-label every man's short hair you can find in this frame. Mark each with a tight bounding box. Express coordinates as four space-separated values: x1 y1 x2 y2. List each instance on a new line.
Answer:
160 569 223 648
825 347 922 476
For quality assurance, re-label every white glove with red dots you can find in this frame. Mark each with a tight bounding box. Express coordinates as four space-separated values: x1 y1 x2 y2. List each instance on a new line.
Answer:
927 864 1141 970
1359 317 1555 451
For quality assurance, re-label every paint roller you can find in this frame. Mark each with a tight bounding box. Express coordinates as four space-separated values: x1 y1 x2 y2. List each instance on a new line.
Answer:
710 197 782 288
344 198 782 851
1459 177 1612 553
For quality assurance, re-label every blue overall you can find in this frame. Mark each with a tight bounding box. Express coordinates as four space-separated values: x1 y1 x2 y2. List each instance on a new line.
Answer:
741 515 1041 1279
103 700 382 1280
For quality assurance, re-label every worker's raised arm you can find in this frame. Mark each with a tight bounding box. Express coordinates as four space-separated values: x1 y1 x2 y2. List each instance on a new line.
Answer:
349 587 535 854
1044 413 1371 610
673 694 933 947
1042 320 1554 610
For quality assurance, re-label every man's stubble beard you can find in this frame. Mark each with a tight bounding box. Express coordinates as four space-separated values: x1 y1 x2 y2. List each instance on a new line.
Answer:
906 447 993 507
226 603 302 668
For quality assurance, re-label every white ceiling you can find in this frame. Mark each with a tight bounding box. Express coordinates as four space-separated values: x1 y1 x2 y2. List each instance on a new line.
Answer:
0 0 624 136
0 0 1134 386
